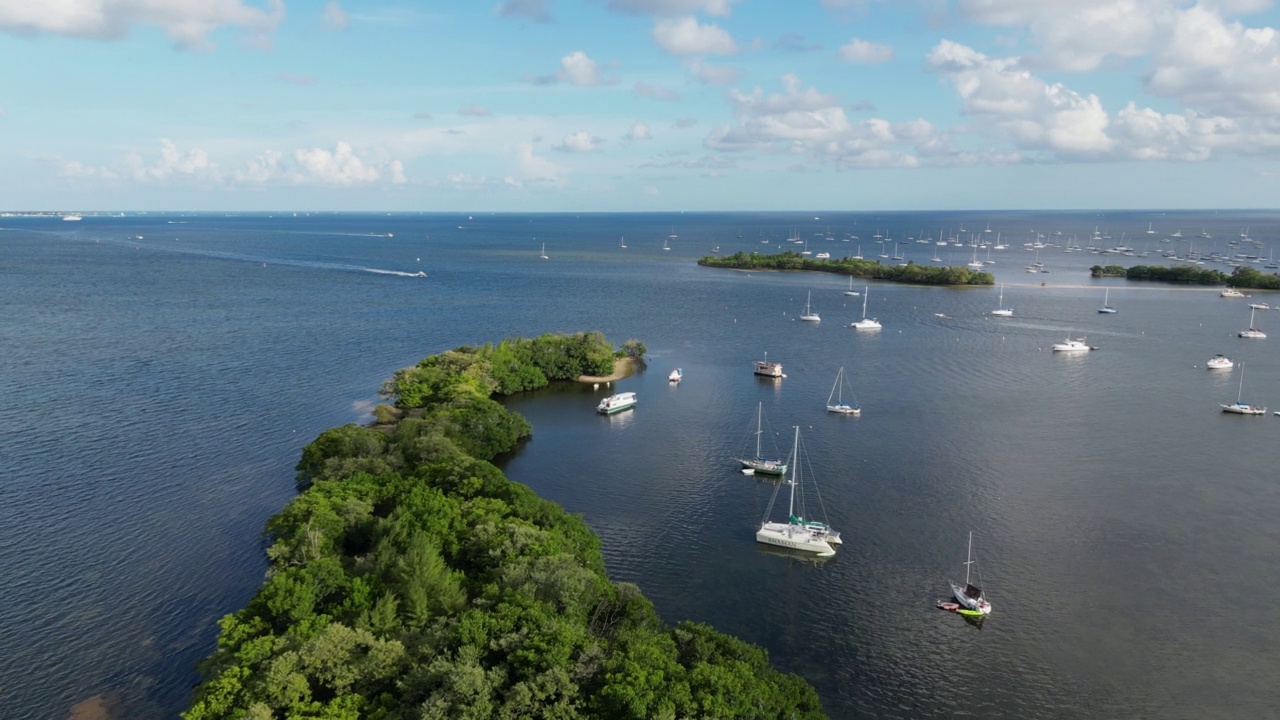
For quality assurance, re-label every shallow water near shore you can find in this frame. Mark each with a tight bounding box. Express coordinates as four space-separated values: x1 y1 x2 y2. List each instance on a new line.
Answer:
2 210 1279 718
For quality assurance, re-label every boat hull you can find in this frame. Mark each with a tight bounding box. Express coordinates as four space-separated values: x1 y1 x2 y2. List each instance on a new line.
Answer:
757 522 836 556
949 581 992 615
850 320 881 330
826 403 861 416
737 458 787 476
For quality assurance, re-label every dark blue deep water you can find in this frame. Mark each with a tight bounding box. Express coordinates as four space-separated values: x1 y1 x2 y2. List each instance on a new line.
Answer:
3 211 1280 719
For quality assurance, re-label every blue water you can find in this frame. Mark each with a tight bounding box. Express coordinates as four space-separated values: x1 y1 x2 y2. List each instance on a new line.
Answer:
3 210 1280 719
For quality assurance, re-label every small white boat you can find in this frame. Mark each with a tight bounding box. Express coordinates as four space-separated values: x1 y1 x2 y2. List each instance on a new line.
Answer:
756 426 840 557
1206 354 1233 370
825 366 861 416
1222 363 1265 414
850 286 881 330
62 214 82 221
843 276 860 296
596 392 637 415
539 241 549 260
949 532 992 616
1098 288 1117 314
1221 288 1245 297
1239 308 1266 338
619 236 627 249
414 271 427 278
1249 302 1270 310
1052 336 1093 352
991 283 1013 317
814 251 830 259
668 368 683 383
799 291 820 322
754 352 783 378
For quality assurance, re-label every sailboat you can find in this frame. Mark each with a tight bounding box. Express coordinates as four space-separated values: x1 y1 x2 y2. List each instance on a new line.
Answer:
619 236 627 249
1239 307 1266 338
825 366 860 415
539 242 549 260
991 283 1013 316
662 237 671 251
850 286 881 330
1221 362 1266 414
948 532 992 616
734 402 788 475
756 426 841 556
1098 288 1117 314
843 276 860 296
799 291 820 322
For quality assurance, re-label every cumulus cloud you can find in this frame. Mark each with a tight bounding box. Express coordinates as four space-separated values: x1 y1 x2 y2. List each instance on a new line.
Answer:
705 74 928 168
927 40 1114 156
626 121 653 140
0 0 285 51
600 0 740 17
838 37 894 63
496 0 553 22
633 81 681 100
555 130 602 152
652 16 738 55
1144 5 1280 117
518 142 567 185
125 139 217 180
685 57 741 85
459 104 492 116
322 1 348 30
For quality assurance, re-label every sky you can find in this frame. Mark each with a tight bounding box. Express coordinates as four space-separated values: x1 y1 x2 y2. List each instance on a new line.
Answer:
3 0 1280 212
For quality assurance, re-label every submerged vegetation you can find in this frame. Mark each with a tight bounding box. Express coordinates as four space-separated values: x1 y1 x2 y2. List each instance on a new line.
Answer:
698 250 994 285
1091 264 1280 289
185 331 826 720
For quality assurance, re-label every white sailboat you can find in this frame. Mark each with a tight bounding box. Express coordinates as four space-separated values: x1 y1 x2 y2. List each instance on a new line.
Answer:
850 286 881 330
948 532 992 616
825 366 860 415
756 426 841 556
799 291 820 322
991 283 1013 316
539 242 549 260
1239 307 1266 338
843 276 860 296
734 402 788 475
662 237 671 251
1221 362 1266 414
1098 288 1117 314
619 236 627 249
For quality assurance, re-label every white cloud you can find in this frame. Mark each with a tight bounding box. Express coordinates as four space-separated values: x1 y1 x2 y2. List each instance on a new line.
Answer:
685 57 741 85
556 131 601 152
706 74 929 168
125 139 217 180
927 40 1115 157
518 142 567 184
495 0 553 22
560 51 605 85
838 37 894 63
322 1 349 31
626 121 653 140
0 0 285 51
652 16 738 55
1144 5 1280 116
601 0 740 17
291 141 384 185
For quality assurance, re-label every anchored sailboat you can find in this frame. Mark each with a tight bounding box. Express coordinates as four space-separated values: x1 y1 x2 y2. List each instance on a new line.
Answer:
734 402 788 475
948 532 992 616
755 426 841 556
825 366 860 415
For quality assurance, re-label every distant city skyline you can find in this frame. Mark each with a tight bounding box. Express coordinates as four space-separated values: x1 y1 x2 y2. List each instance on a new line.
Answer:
3 0 1280 211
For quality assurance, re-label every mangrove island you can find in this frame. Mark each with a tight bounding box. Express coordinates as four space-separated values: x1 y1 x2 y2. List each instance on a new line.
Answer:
1091 264 1280 290
183 331 827 720
698 250 994 285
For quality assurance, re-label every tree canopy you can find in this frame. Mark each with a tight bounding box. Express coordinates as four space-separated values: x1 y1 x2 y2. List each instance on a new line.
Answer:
186 333 827 720
698 250 994 285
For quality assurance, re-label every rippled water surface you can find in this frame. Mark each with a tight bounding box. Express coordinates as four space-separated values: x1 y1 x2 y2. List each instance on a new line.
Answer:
3 211 1279 719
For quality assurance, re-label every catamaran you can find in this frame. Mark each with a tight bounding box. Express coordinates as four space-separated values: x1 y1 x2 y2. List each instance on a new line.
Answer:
755 426 840 556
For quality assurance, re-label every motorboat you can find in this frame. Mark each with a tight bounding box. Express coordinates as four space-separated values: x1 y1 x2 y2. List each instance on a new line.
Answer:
596 392 637 415
754 352 784 378
1206 354 1234 370
1051 337 1093 352
668 368 683 383
1221 288 1245 298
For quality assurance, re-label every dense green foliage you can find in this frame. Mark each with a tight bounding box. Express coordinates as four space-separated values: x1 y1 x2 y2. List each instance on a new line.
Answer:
698 250 994 285
1090 264 1280 289
186 333 826 720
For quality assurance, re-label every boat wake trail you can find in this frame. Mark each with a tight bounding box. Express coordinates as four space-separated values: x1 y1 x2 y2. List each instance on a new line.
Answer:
364 268 425 278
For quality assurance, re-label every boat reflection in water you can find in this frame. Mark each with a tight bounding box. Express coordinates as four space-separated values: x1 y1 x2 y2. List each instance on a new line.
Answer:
755 543 838 567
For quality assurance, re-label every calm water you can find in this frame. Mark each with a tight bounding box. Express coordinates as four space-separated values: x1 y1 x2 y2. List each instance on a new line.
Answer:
2 211 1279 719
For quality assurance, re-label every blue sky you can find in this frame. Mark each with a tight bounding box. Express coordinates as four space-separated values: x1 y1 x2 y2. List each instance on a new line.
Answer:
3 0 1280 211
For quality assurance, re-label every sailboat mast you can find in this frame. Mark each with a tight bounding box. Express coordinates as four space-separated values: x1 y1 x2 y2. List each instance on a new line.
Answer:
787 426 799 518
965 531 974 586
755 403 763 459
1238 363 1246 403
862 288 868 319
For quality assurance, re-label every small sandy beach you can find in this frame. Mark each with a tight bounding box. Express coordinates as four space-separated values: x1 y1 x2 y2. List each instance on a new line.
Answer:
578 356 640 383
